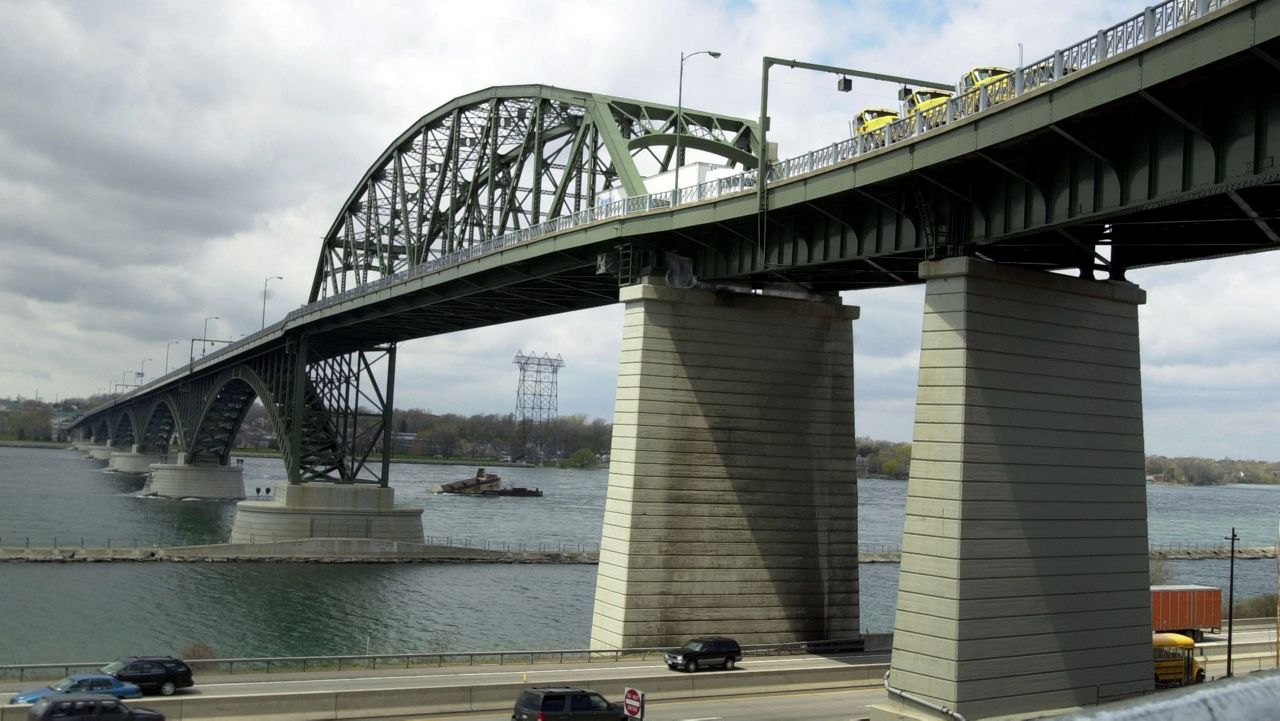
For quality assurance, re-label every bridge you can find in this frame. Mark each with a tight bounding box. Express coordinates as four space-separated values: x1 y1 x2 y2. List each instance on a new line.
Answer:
68 0 1279 718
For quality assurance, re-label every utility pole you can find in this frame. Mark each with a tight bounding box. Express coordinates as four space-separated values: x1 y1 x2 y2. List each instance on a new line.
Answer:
1226 527 1239 676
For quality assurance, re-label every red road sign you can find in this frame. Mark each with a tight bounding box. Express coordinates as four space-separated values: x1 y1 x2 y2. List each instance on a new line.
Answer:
622 687 644 718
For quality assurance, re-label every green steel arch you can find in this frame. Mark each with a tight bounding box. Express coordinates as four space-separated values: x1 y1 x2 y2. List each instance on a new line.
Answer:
109 409 137 448
309 84 760 301
137 397 180 455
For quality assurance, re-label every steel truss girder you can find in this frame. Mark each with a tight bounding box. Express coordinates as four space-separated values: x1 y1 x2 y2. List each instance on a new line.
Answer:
685 35 1280 289
309 85 760 302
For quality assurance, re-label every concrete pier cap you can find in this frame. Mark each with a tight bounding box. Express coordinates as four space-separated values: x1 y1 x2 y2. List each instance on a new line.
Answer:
229 482 424 544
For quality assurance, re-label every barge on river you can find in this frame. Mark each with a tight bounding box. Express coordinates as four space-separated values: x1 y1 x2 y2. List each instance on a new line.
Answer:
434 468 543 497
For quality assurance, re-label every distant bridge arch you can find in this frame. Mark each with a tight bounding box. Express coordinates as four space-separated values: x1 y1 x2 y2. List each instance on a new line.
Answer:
109 410 136 449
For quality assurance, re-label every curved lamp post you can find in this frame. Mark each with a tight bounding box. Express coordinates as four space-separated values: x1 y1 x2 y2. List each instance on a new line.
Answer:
138 358 152 384
164 340 179 374
202 315 219 358
262 275 283 330
674 50 721 205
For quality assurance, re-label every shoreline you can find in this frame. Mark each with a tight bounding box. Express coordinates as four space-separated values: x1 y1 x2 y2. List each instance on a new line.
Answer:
0 538 597 564
3 544 1272 564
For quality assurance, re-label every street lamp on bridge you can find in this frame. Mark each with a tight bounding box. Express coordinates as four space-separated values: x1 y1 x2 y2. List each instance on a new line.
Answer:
754 58 951 260
674 49 720 206
201 315 219 358
262 276 283 330
137 358 152 384
164 340 179 374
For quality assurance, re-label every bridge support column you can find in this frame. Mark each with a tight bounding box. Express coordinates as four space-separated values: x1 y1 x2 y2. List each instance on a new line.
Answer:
86 442 115 462
590 278 859 649
107 445 164 475
872 258 1150 721
145 453 246 499
229 483 424 544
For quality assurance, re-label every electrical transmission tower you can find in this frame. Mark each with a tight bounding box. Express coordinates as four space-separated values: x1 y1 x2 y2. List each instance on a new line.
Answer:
513 351 565 461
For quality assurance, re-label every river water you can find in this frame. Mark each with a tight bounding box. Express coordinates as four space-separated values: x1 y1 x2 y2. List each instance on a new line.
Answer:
0 446 1276 663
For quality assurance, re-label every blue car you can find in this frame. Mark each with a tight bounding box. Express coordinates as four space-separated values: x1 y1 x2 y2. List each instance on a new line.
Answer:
9 673 142 704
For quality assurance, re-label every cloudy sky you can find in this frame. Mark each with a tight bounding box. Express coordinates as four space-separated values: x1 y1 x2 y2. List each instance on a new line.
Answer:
1 0 1275 461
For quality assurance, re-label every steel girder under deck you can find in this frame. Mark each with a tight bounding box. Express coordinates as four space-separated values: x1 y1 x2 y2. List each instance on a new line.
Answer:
671 3 1280 289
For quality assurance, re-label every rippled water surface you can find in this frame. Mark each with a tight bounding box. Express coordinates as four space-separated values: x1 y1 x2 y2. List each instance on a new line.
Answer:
0 446 1275 663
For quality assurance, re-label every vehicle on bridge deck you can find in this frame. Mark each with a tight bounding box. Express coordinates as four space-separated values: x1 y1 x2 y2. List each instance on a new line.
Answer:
26 695 164 721
900 88 952 118
9 675 142 705
958 65 1015 104
100 657 192 696
512 686 625 720
1153 632 1206 686
854 108 900 135
665 636 742 672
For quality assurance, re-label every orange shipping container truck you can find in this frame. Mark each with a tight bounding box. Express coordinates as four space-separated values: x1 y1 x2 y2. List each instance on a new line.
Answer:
1151 585 1222 641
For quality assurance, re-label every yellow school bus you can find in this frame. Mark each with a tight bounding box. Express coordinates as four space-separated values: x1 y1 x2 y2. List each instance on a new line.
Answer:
1153 632 1206 685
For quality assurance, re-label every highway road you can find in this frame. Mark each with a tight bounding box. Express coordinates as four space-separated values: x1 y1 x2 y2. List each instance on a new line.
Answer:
177 652 886 697
3 622 1275 719
395 686 886 721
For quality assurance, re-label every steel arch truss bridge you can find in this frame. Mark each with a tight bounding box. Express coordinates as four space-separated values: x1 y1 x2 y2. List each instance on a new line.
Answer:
79 341 397 487
310 86 759 301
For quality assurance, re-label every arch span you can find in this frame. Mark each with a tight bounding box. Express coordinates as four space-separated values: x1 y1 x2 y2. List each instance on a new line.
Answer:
309 85 759 301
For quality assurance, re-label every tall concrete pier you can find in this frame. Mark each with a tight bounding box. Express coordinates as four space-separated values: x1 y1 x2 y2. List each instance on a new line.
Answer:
873 258 1151 720
590 279 859 649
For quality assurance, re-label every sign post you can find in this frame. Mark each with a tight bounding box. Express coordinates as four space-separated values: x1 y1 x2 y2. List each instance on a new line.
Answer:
622 687 644 719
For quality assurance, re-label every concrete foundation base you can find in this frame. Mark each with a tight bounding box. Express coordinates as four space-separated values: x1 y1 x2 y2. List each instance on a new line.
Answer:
590 279 860 649
108 451 164 475
229 483 425 544
146 461 245 499
86 445 115 461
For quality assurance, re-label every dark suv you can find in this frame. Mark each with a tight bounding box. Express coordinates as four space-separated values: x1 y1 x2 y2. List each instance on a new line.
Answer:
100 657 193 696
27 694 164 721
511 687 624 721
665 636 742 672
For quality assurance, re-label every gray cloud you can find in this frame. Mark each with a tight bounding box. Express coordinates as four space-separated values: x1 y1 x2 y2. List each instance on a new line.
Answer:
0 0 1274 461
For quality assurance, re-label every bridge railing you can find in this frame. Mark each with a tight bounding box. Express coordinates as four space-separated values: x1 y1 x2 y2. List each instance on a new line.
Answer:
0 637 877 683
73 0 1239 426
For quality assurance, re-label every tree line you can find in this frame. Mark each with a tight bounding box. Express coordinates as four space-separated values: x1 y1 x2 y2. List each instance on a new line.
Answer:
5 395 1279 484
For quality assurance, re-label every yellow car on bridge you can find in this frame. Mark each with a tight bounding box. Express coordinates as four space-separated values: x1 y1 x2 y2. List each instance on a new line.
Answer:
901 88 953 118
854 108 900 135
959 66 1015 105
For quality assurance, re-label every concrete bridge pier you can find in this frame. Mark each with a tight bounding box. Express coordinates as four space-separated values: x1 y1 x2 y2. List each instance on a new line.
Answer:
229 482 425 544
590 278 860 649
85 442 115 462
871 258 1151 721
144 453 246 499
106 445 165 474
